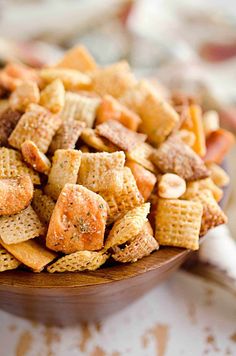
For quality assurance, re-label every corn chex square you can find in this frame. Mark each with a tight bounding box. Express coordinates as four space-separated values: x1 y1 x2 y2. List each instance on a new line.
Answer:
32 189 56 225
155 199 203 250
0 246 20 272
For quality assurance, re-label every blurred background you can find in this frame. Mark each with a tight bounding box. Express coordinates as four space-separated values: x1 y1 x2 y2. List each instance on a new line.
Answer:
0 1 236 355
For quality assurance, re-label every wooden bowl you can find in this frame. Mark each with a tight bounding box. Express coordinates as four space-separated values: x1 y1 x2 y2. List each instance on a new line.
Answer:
0 247 189 325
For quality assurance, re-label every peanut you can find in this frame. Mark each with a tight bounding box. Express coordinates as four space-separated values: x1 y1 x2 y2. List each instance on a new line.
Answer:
158 173 186 199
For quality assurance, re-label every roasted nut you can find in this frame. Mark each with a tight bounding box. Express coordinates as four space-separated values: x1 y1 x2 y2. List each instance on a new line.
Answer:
158 173 186 199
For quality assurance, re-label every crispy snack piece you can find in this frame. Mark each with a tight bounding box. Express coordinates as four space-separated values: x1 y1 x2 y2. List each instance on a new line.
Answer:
40 68 91 91
101 167 144 223
96 120 147 152
139 88 179 146
105 203 150 250
91 61 136 98
48 250 108 273
0 147 40 184
80 128 117 152
40 79 65 113
151 135 209 181
0 100 9 115
181 104 206 157
60 92 100 127
78 151 125 193
49 120 85 154
182 178 223 203
0 175 33 216
0 205 45 245
0 246 20 272
0 239 56 272
203 110 220 137
126 160 156 201
45 149 82 200
9 81 40 112
21 140 51 174
206 162 230 187
96 95 141 131
0 63 40 91
0 108 21 146
112 222 159 263
176 129 196 147
158 173 186 199
54 45 97 72
8 104 62 153
183 189 227 236
46 184 107 254
204 129 235 164
126 142 156 173
32 189 55 225
155 199 203 250
120 80 152 113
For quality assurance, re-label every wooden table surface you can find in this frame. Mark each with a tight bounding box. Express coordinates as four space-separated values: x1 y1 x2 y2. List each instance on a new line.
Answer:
0 270 236 356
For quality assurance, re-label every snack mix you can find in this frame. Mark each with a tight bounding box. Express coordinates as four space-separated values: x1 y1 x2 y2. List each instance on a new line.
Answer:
0 46 234 273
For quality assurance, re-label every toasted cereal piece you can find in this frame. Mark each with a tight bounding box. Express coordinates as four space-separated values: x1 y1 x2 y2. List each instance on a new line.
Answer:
151 135 209 181
182 178 223 203
48 250 108 273
203 110 220 137
91 61 136 98
0 246 20 272
158 173 186 199
138 84 179 145
32 189 55 225
80 128 117 152
21 140 51 174
0 175 33 216
60 92 100 127
8 104 62 153
54 45 97 72
49 120 85 154
0 63 40 91
105 203 150 250
9 81 40 112
0 108 21 146
45 149 82 200
206 162 230 187
80 145 90 153
126 160 156 201
0 147 40 184
155 199 203 250
78 151 125 193
181 105 206 157
0 205 45 245
183 189 227 236
126 142 156 173
96 95 141 131
0 239 56 272
204 129 235 164
96 120 146 152
119 80 152 113
177 129 196 147
112 223 159 263
101 167 144 223
46 184 107 253
40 68 91 91
40 79 65 113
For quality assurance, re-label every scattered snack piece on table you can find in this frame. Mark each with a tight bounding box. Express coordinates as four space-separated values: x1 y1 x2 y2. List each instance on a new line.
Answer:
21 140 51 174
0 45 232 273
46 184 108 254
